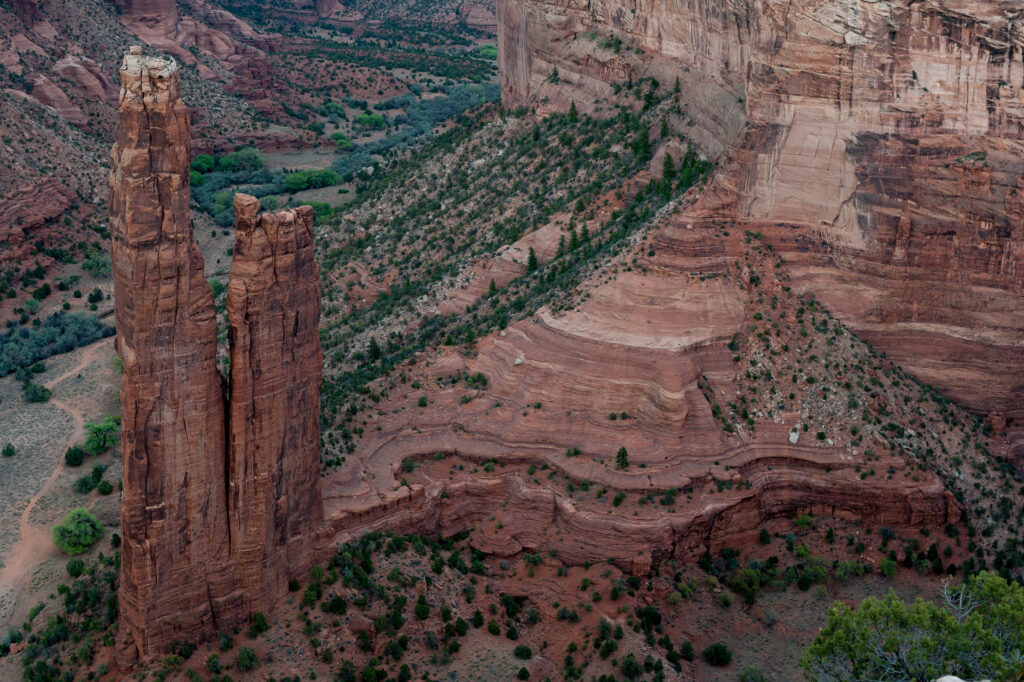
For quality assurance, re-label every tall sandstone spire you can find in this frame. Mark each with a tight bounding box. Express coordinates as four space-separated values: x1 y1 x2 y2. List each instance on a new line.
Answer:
227 194 324 614
109 47 239 664
110 48 325 666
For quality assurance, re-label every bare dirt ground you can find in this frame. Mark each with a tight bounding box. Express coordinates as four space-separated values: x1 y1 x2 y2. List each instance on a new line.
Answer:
0 336 119 631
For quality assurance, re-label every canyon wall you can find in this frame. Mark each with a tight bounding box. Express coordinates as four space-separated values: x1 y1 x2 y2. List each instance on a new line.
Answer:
228 195 324 616
497 0 1024 449
110 49 238 664
110 49 324 664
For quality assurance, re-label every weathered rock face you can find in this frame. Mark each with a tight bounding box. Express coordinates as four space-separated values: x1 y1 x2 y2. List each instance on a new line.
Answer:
110 50 325 665
0 178 75 244
11 0 40 23
227 194 324 616
497 0 1024 450
30 75 87 126
109 49 238 665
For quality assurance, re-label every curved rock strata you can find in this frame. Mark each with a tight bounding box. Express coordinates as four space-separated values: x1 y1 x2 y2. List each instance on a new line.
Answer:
324 250 963 575
497 0 1024 450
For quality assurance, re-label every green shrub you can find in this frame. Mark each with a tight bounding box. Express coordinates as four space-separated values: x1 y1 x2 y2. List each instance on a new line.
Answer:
703 642 732 666
51 508 103 555
284 169 341 193
802 572 1024 681
248 612 269 637
64 446 85 467
517 667 530 680
0 312 113 377
620 653 642 678
22 382 51 403
191 154 216 174
513 645 532 659
415 594 430 620
1 443 14 458
738 667 766 682
235 646 258 672
324 594 347 614
97 480 113 495
74 476 96 494
65 558 85 577
84 417 119 455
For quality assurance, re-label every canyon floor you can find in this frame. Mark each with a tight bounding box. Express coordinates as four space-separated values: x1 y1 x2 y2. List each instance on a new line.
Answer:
1 0 1023 677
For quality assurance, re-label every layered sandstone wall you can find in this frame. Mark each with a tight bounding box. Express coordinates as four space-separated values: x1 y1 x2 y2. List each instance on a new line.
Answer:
227 195 324 615
110 50 324 664
497 0 1024 445
109 48 238 664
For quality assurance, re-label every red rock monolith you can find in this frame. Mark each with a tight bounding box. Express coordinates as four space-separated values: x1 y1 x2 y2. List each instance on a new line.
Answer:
109 47 238 665
227 194 324 616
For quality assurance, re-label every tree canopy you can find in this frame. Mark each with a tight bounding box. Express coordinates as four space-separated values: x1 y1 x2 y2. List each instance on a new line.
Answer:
51 508 104 555
801 571 1024 681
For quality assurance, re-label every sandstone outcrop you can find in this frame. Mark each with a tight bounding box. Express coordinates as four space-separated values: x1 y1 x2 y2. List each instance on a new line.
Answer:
110 48 237 664
0 178 75 244
497 0 1024 452
11 0 40 24
30 75 87 126
227 194 324 615
321 221 972 574
110 49 324 664
54 56 117 104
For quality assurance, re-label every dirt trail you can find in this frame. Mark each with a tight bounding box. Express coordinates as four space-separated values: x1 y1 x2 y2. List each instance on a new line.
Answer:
0 340 108 627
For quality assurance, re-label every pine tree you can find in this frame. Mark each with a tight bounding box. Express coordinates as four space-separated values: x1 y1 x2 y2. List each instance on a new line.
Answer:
488 279 497 297
660 153 675 200
557 235 565 257
632 124 651 163
616 447 629 469
568 100 578 123
569 228 580 250
526 247 538 272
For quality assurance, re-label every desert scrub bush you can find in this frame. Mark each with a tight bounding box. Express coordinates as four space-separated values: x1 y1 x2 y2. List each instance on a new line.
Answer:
235 646 259 671
702 642 732 666
64 445 85 467
0 311 113 377
51 508 103 555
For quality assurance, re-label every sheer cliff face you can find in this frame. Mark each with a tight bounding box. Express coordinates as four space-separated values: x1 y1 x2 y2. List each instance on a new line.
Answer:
227 195 324 615
109 50 238 664
110 51 324 665
498 0 1024 440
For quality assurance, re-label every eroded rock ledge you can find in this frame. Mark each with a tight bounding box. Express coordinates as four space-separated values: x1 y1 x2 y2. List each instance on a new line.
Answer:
497 0 1024 452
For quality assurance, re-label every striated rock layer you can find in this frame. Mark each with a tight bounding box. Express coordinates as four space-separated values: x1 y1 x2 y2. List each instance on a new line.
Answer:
110 50 325 664
227 195 324 616
497 0 1024 451
323 235 963 575
0 178 75 244
110 48 238 664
